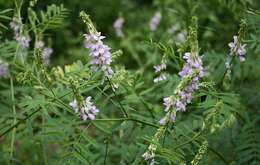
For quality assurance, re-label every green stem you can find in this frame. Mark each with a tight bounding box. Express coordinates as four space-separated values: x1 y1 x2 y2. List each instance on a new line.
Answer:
173 131 203 149
0 108 39 138
10 77 16 161
219 55 235 85
208 146 229 165
106 77 128 118
76 117 159 128
103 138 109 165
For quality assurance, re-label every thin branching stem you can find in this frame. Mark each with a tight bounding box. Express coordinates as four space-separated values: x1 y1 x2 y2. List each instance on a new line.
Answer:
106 77 129 118
9 77 16 162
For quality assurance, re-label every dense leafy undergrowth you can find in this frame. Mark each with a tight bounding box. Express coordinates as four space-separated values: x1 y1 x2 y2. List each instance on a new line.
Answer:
0 0 260 164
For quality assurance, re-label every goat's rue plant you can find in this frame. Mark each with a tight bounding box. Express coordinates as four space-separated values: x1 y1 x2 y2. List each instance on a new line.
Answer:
0 0 259 164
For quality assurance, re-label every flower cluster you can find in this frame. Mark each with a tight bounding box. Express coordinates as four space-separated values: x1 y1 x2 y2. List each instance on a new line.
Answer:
142 126 166 165
159 52 204 124
175 31 187 43
9 17 22 34
35 41 53 65
167 24 187 44
142 127 165 165
167 24 180 34
228 36 247 62
113 17 124 38
10 17 31 49
69 96 99 120
153 63 167 83
178 52 204 78
142 145 156 165
42 48 53 65
0 61 9 78
149 11 162 32
35 40 44 49
16 36 31 49
84 32 113 76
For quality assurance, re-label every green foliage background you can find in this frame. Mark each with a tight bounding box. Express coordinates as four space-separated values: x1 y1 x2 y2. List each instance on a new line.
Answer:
0 0 260 164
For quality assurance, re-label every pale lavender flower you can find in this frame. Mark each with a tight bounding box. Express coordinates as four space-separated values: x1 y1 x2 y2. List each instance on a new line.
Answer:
0 62 9 78
69 99 79 113
84 32 113 76
170 113 176 122
16 35 31 49
142 152 154 161
69 96 99 121
113 17 124 38
153 63 166 73
142 147 156 165
159 117 167 125
35 40 45 49
175 100 186 111
167 24 180 34
179 52 204 78
149 11 162 32
167 24 186 44
163 97 174 112
153 63 167 83
160 111 177 125
42 47 53 65
35 40 53 64
10 17 22 36
176 32 186 43
10 17 31 49
153 74 167 83
228 35 247 62
159 52 204 125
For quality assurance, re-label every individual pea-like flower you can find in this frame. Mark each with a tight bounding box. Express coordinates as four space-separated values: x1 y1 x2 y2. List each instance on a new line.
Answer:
167 24 187 44
0 61 9 78
163 96 174 112
153 74 167 83
228 35 247 62
84 32 114 76
159 52 204 125
149 11 162 32
35 40 45 49
142 144 157 165
113 17 124 38
10 17 22 35
142 151 154 161
35 40 53 65
153 63 166 73
153 63 167 83
142 126 165 164
178 52 204 78
176 31 187 43
159 97 176 124
69 96 99 120
42 47 53 65
10 17 31 49
16 36 31 49
159 111 176 125
167 24 180 34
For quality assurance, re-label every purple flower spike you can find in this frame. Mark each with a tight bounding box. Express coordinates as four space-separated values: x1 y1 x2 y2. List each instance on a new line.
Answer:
149 11 162 32
84 32 114 76
161 52 204 124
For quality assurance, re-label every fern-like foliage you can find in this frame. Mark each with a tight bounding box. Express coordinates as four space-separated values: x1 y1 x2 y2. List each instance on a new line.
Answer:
0 9 12 34
0 41 17 59
235 117 260 164
38 4 69 31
